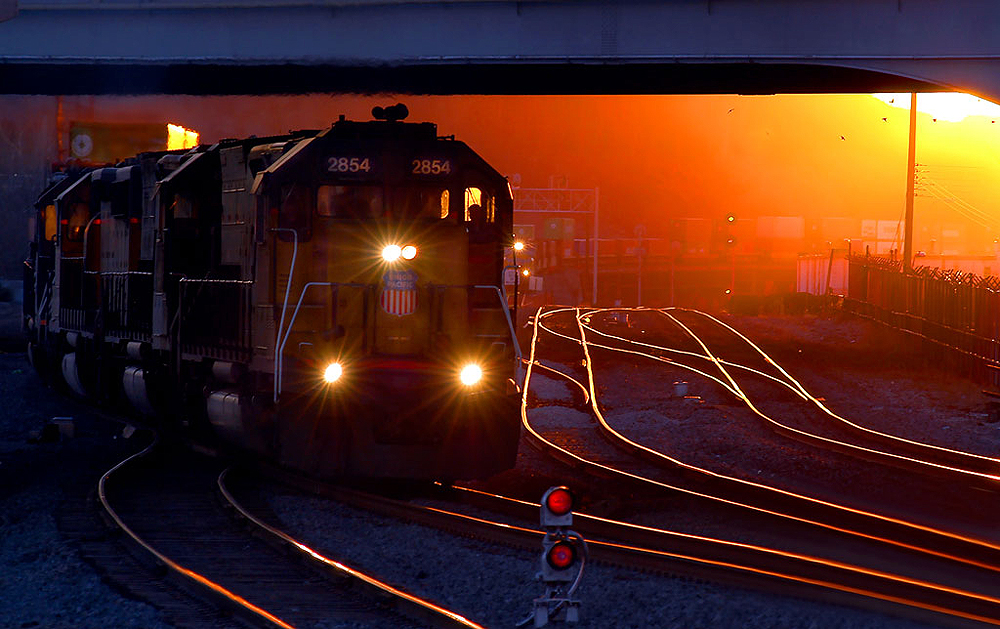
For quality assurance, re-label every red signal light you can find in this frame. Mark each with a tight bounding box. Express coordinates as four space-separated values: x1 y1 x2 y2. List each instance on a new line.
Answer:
545 487 573 516
546 541 576 570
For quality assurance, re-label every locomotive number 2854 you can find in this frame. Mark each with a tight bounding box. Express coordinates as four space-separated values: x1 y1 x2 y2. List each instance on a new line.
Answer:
411 159 451 175
327 157 372 173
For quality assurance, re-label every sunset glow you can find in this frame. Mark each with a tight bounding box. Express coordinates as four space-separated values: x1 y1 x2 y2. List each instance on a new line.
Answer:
23 92 1000 264
167 123 199 150
873 93 1000 123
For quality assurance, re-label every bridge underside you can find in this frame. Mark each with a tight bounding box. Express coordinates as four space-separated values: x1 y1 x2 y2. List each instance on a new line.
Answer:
0 61 941 96
3 0 999 97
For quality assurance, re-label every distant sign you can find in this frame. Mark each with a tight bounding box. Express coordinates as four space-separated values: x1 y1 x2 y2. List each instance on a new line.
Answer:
0 0 16 23
70 122 168 164
877 220 898 241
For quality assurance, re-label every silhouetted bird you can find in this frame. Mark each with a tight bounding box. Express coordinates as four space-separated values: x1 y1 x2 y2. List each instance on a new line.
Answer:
840 135 846 140
881 117 888 122
727 108 734 114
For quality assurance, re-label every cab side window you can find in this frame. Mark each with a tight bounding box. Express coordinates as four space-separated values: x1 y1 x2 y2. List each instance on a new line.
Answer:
464 187 495 228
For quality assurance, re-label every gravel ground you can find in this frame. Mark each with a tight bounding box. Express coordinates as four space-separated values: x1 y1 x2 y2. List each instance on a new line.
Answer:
265 490 939 629
0 303 170 628
583 309 1000 538
0 297 992 628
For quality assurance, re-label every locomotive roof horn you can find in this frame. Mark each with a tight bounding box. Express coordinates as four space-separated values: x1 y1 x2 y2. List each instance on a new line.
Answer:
372 103 409 122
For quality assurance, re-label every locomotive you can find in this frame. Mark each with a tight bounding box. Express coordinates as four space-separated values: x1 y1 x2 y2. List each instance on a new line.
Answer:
23 105 523 480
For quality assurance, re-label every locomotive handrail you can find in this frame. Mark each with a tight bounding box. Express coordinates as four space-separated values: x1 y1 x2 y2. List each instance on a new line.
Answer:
269 227 299 382
473 283 523 363
178 277 252 284
271 227 298 403
275 281 371 402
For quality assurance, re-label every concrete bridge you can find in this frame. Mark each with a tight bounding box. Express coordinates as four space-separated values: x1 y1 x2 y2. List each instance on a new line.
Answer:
1 0 999 98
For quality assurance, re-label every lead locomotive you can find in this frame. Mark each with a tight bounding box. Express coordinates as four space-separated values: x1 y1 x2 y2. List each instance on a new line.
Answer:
23 105 522 480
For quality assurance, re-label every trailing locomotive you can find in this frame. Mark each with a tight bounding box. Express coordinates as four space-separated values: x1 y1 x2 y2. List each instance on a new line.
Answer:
23 105 523 480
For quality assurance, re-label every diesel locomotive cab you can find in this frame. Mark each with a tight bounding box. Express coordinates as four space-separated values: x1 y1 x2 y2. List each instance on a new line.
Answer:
23 111 522 483
255 115 521 479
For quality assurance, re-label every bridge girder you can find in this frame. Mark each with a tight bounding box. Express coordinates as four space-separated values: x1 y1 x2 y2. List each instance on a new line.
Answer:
1 0 999 97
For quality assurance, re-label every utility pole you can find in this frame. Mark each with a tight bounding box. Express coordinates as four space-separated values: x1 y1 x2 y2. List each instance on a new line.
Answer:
903 92 917 271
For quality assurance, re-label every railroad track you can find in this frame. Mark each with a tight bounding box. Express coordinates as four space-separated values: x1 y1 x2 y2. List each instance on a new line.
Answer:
511 305 1000 626
583 305 1000 482
96 435 482 629
80 305 1000 628
248 464 1000 629
528 308 1000 555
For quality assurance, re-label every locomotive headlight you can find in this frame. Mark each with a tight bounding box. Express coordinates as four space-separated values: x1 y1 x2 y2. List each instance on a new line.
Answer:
459 364 483 386
401 245 417 260
323 362 344 384
382 244 402 262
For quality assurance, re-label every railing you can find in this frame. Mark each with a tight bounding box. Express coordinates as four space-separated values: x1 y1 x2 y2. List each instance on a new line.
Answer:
845 254 1000 386
275 281 373 402
178 278 254 361
96 271 153 339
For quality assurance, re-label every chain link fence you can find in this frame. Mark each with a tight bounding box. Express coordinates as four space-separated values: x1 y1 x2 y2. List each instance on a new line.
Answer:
845 254 1000 387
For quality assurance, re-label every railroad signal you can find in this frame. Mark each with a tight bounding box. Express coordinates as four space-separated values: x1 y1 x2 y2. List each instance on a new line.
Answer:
540 486 573 528
541 536 578 583
527 486 586 627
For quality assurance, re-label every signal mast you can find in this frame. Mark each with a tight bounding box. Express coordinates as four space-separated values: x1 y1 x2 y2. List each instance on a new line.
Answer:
523 486 587 627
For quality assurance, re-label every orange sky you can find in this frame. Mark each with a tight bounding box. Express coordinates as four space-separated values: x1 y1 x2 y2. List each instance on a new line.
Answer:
36 93 1000 251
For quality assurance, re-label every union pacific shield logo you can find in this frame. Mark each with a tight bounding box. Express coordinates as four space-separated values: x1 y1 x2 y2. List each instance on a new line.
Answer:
380 270 418 316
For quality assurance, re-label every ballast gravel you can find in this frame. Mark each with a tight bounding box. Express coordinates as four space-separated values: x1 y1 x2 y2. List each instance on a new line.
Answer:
0 302 986 628
265 490 938 629
0 340 170 628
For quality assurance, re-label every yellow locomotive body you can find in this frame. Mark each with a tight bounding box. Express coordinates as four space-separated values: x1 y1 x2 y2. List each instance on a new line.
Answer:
24 109 522 480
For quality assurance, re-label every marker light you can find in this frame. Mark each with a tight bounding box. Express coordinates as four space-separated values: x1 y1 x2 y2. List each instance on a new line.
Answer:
460 364 483 386
323 362 343 383
382 245 402 262
513 240 525 251
545 487 573 516
546 541 577 570
401 245 417 260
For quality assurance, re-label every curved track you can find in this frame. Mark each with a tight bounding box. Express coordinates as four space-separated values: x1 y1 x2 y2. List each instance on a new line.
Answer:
256 464 1000 628
98 438 482 629
514 305 1000 626
584 306 1000 481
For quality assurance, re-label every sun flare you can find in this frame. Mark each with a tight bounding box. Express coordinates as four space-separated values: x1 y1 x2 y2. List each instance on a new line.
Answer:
873 92 1000 123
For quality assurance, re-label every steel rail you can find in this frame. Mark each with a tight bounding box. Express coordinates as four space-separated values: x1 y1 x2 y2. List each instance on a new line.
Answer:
661 307 1000 484
216 469 485 629
524 307 1000 575
97 435 294 629
578 308 811 399
255 464 1000 629
567 306 1000 486
583 305 1000 473
668 306 1000 472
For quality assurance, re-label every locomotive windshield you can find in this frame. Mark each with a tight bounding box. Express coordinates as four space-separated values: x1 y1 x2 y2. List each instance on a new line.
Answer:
317 184 452 220
317 185 383 219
